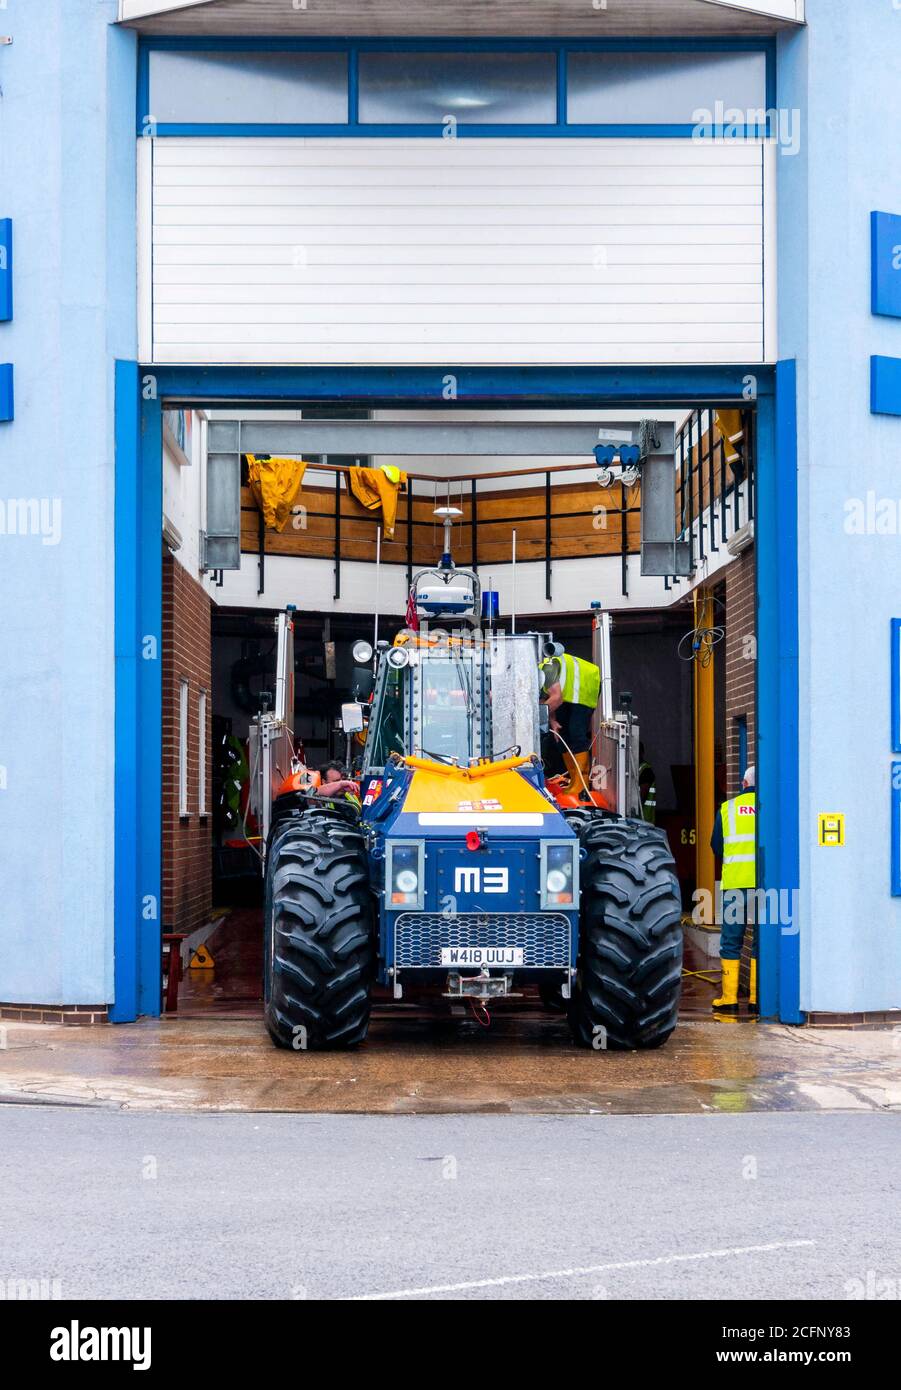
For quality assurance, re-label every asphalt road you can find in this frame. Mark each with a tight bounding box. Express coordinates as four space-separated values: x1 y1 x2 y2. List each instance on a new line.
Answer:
2 1106 899 1301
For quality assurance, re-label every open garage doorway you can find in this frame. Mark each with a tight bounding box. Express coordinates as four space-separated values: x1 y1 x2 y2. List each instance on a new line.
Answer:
114 366 793 1029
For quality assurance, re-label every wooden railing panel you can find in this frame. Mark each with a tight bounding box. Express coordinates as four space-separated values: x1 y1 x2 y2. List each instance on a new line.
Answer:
240 476 642 568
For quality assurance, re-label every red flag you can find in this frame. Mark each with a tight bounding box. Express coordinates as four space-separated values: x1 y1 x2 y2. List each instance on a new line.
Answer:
405 588 420 631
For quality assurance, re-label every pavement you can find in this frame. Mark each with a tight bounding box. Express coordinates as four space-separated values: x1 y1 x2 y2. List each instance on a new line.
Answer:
2 1106 899 1300
1 1012 900 1115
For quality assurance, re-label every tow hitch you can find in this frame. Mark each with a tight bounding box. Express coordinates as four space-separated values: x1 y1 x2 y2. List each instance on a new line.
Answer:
443 970 521 1003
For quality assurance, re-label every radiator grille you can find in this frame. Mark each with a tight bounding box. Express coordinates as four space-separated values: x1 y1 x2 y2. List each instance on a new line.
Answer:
394 912 571 969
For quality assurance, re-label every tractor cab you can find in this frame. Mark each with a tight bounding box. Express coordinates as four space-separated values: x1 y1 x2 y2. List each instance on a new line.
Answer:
360 629 544 779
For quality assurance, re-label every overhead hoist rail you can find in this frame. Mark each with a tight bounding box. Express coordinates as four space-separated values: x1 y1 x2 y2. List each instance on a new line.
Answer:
202 417 686 585
207 419 669 459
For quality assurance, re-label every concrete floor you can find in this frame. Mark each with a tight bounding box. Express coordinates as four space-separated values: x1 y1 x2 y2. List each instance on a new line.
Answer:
2 1012 899 1115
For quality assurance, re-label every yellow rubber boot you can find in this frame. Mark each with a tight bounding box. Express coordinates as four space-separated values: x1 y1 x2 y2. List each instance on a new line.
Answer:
562 749 592 793
749 958 758 1013
713 958 740 1010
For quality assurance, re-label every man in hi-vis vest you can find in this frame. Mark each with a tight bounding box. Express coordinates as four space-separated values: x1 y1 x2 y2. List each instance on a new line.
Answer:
540 652 601 793
710 765 757 1011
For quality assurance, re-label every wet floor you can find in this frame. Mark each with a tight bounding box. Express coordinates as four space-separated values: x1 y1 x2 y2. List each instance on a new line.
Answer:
2 1010 899 1117
2 908 898 1116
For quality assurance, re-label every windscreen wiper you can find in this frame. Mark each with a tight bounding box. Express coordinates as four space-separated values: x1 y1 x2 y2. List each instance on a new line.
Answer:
418 748 458 766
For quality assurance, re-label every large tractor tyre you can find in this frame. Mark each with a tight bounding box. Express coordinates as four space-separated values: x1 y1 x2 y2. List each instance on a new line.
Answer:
264 808 375 1051
568 818 683 1051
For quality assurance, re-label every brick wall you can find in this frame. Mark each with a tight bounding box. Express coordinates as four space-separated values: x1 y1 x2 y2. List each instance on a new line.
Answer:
162 553 213 935
0 1003 108 1025
724 547 756 799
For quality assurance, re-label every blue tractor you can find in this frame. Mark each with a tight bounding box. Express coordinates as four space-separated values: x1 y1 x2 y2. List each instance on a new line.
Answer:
260 546 683 1052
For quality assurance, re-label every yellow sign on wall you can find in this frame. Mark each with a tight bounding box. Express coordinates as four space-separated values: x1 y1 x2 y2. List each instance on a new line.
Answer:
818 813 845 847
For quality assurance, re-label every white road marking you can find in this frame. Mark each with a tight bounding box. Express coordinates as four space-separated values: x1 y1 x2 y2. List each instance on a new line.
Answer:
349 1238 817 1300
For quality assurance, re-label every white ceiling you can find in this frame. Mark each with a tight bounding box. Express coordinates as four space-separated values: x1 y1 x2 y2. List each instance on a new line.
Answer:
119 0 804 38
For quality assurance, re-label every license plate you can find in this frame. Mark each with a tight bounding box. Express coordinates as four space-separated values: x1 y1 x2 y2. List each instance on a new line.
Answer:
440 946 524 966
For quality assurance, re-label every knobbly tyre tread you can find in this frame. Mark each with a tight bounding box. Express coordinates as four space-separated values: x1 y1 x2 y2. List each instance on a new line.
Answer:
264 807 375 1051
565 815 683 1050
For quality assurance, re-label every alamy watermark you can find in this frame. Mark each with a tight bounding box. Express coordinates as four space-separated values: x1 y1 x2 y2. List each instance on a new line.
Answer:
844 491 901 536
692 102 801 157
844 1270 901 1300
692 886 799 934
0 497 62 545
0 1276 62 1300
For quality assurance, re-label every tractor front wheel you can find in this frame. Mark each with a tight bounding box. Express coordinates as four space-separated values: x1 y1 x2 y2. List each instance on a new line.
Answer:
264 808 375 1051
568 818 683 1051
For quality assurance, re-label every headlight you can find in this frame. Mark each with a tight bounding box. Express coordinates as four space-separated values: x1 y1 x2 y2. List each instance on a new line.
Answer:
388 841 424 908
546 868 568 894
542 842 577 907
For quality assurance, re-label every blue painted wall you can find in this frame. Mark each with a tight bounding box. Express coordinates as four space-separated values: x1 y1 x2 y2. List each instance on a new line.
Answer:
0 1 137 1005
778 0 901 1012
1 0 897 1018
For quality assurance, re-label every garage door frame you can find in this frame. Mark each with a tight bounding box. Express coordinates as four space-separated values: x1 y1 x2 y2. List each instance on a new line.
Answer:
112 362 799 1025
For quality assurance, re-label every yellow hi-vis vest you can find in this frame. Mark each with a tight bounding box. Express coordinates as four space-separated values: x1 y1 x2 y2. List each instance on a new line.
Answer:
720 792 756 890
542 653 601 709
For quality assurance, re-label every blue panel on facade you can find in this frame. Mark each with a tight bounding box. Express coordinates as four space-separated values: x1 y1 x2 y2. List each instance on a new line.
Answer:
113 362 141 1023
871 211 901 318
0 219 11 321
149 364 771 405
892 763 901 897
871 356 901 417
892 620 901 753
0 363 13 421
755 362 802 1024
113 363 163 1022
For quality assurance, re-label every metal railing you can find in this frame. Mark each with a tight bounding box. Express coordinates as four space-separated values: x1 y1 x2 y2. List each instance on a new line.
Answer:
243 457 642 602
240 406 755 601
674 406 755 576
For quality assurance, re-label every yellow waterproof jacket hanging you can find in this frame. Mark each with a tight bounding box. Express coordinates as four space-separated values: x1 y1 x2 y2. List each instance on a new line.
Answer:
349 464 408 537
714 410 744 466
246 454 307 532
